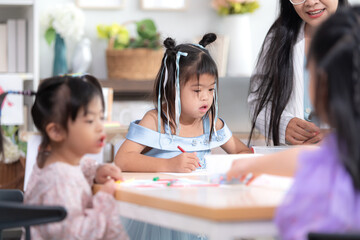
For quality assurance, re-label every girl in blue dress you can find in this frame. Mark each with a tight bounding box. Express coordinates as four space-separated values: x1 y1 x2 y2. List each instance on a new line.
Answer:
115 33 251 173
115 33 251 239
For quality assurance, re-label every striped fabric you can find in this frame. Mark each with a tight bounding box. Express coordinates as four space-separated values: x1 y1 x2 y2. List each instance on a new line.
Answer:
248 23 306 145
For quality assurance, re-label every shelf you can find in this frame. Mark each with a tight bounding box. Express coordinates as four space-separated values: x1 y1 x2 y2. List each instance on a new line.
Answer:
0 73 34 81
100 79 155 94
0 0 33 6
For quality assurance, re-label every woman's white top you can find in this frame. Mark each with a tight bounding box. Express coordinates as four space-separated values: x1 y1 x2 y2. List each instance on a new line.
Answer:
248 23 306 145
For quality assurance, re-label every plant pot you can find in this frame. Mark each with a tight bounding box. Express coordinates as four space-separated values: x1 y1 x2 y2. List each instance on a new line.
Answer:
0 157 25 190
218 14 253 77
53 33 68 76
106 48 164 80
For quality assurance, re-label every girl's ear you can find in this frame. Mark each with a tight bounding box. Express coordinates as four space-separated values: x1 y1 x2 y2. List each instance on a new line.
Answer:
45 122 66 142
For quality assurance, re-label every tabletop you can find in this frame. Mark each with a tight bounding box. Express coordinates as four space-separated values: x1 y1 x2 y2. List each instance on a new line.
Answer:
93 172 287 222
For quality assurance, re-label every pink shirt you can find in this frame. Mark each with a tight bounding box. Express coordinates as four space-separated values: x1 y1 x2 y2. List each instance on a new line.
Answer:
24 158 128 240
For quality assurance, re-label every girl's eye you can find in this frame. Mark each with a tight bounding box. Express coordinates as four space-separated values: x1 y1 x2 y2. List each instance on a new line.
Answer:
194 90 201 93
86 120 94 124
100 116 105 121
209 88 214 92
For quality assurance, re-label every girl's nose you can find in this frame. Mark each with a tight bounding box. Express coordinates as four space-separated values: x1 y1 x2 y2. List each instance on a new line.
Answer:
200 93 208 101
96 119 105 132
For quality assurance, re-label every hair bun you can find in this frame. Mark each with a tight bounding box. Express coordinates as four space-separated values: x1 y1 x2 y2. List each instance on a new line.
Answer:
164 37 176 50
199 33 217 47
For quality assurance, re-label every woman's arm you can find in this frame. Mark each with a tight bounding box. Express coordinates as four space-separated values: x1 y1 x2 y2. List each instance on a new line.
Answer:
248 32 322 145
248 78 295 145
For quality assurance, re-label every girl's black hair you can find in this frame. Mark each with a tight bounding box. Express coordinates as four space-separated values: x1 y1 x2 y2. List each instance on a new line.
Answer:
153 33 218 139
31 74 104 167
249 0 349 146
308 6 360 190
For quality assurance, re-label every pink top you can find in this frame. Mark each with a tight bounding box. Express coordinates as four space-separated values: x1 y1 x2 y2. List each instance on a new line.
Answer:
24 158 128 240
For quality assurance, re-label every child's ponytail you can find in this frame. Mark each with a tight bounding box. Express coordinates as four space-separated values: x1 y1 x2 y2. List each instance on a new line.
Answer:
199 33 217 48
164 37 176 55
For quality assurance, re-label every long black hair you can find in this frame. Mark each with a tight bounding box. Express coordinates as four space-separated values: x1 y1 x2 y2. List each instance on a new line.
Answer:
308 6 360 189
249 0 349 146
31 74 104 167
153 33 218 139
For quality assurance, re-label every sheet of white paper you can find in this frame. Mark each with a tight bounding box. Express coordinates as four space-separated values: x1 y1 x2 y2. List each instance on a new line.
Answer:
0 76 24 125
205 154 263 175
164 169 208 176
252 146 294 154
249 174 294 191
24 134 41 191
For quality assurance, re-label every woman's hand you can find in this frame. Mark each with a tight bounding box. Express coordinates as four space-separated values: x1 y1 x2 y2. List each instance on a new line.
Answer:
95 164 123 184
168 152 200 173
286 117 321 145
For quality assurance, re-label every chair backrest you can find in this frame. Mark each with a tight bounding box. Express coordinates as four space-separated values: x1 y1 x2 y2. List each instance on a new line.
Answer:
0 189 67 240
0 189 23 202
0 201 67 229
0 201 67 240
308 232 360 240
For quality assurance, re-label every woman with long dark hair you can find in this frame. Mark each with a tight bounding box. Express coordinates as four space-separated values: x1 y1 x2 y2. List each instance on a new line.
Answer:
248 0 349 145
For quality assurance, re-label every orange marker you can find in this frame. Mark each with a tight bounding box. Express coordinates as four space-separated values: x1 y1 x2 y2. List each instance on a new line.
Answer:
177 145 201 168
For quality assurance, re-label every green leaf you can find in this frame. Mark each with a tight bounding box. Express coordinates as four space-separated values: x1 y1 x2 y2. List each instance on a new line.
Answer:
136 19 157 39
218 1 259 15
45 27 56 45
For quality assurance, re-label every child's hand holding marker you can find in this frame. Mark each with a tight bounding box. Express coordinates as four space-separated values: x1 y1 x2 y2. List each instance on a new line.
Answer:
166 146 201 173
177 145 201 168
99 179 117 195
214 173 254 185
226 157 254 182
95 164 124 184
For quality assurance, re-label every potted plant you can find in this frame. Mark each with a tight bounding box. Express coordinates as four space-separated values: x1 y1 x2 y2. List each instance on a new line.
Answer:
212 0 260 15
42 3 85 76
211 0 260 77
97 19 163 80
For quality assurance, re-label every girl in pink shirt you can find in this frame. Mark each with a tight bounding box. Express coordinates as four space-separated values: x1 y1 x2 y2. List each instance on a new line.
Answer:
24 74 128 240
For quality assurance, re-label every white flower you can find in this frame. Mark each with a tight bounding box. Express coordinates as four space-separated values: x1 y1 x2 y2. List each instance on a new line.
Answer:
1 136 22 164
42 3 85 41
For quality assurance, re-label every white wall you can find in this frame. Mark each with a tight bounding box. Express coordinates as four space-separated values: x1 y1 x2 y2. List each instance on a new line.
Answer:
38 0 277 79
38 0 360 79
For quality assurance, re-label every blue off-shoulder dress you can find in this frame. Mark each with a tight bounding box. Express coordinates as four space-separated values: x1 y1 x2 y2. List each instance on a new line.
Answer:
121 115 232 240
